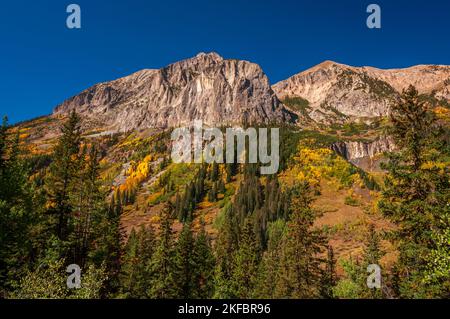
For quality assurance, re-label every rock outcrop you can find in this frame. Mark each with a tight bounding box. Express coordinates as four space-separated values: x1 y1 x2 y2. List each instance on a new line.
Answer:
54 52 294 132
331 136 396 161
331 136 396 171
273 61 450 124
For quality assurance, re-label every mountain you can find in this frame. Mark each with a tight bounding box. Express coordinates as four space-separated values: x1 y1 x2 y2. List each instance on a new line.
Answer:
54 52 294 132
273 61 450 124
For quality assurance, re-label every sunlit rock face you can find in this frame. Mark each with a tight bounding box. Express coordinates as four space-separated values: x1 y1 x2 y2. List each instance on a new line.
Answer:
273 61 450 124
54 52 294 132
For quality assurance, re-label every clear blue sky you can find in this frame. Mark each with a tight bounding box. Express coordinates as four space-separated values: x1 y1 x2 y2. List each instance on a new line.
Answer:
1 0 449 123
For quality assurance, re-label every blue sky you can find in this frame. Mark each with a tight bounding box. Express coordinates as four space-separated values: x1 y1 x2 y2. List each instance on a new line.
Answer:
1 0 449 123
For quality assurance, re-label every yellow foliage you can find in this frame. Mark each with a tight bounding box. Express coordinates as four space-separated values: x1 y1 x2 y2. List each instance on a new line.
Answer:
421 160 449 174
119 155 154 193
281 146 359 189
434 106 450 121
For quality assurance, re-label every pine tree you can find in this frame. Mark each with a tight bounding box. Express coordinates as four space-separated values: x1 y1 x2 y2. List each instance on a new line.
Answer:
89 185 123 296
320 245 337 299
363 224 384 299
231 218 260 298
173 222 196 298
208 182 217 202
70 144 108 267
213 203 239 298
217 178 225 194
274 183 325 298
45 110 82 242
364 224 383 266
333 226 384 299
210 162 219 181
253 220 285 298
192 219 215 298
120 225 155 298
119 228 139 297
147 205 178 298
0 118 36 295
378 85 450 298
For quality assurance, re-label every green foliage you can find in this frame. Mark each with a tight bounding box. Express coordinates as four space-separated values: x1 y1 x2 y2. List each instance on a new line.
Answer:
379 85 450 298
45 110 82 241
10 258 107 299
119 225 155 298
0 117 38 295
282 96 311 119
173 222 196 298
231 218 260 298
333 225 384 299
273 183 326 298
192 220 215 298
147 206 178 298
344 195 360 206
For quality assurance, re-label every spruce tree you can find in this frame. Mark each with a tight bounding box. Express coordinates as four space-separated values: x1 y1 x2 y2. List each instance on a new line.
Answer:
232 218 260 298
213 203 239 298
379 85 450 297
120 225 155 298
192 219 215 298
147 205 178 298
275 183 325 298
45 110 82 241
320 245 337 299
363 224 384 299
253 220 285 298
0 118 36 295
173 222 196 298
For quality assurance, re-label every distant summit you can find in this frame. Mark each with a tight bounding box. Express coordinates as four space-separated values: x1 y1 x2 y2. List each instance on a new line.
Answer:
54 52 294 132
273 61 450 124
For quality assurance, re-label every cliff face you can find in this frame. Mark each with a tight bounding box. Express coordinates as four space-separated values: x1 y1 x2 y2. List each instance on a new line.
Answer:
54 52 294 132
330 136 396 171
273 61 450 124
331 137 395 161
331 137 396 161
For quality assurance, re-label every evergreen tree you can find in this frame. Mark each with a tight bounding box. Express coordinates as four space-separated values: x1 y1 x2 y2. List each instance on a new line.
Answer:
0 118 36 295
89 187 123 296
379 85 450 298
333 226 384 299
320 245 337 299
192 220 215 298
45 110 82 242
213 203 239 298
231 218 260 298
363 224 384 299
120 225 155 298
147 205 178 298
274 183 325 298
173 222 196 298
120 228 139 297
70 144 107 267
253 220 285 298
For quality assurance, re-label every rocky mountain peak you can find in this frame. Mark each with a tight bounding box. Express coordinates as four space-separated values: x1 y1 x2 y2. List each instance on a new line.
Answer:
273 61 450 124
54 53 294 132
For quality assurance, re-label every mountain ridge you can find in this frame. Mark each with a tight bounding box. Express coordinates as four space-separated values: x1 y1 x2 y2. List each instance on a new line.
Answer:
54 52 294 132
53 53 450 131
273 60 450 124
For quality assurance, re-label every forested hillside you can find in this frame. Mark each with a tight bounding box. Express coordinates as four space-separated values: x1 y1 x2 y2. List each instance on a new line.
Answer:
1 85 449 299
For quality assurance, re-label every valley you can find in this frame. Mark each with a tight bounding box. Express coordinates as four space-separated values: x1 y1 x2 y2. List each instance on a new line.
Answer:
2 52 449 299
